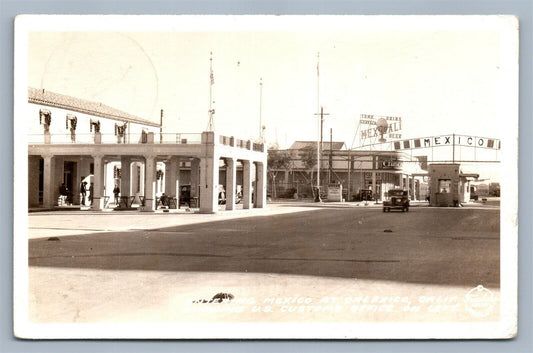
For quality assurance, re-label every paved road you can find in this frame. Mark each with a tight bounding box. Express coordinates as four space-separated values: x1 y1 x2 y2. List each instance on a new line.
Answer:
25 204 501 330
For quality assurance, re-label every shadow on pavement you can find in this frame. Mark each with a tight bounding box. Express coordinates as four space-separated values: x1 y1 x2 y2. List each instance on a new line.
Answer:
29 207 500 287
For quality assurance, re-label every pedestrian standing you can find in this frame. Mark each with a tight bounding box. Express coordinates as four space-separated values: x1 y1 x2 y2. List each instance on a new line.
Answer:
89 183 94 205
80 180 87 205
113 184 120 205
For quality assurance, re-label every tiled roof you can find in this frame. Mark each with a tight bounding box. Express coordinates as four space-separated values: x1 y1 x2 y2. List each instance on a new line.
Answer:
28 87 160 127
289 141 346 150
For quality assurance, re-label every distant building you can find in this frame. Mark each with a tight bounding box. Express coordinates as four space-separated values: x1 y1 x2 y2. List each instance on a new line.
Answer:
475 183 490 196
268 141 429 201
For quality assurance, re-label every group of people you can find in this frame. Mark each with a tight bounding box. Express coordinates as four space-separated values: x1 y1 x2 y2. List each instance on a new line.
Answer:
58 180 124 207
59 183 73 205
58 181 95 206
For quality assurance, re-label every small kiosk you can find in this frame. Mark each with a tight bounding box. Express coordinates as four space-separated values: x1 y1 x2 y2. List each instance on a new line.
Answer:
327 183 343 202
428 164 479 207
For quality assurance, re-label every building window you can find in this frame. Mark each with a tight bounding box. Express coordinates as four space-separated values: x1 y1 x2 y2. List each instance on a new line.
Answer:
438 179 451 193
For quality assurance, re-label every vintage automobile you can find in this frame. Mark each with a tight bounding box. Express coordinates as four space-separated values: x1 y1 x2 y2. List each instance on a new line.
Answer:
383 189 410 212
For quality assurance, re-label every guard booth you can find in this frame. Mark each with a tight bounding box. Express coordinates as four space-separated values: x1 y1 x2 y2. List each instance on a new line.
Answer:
428 164 479 206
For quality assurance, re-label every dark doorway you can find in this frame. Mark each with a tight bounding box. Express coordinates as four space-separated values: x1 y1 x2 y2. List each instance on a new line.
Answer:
63 161 75 191
38 158 43 204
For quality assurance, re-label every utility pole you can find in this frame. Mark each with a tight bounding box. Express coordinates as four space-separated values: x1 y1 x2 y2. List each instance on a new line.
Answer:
452 133 455 164
329 128 333 184
160 109 163 144
315 52 321 201
314 107 330 195
347 151 352 200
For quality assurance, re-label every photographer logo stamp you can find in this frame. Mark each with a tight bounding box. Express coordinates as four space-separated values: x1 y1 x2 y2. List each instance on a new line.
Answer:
464 285 496 318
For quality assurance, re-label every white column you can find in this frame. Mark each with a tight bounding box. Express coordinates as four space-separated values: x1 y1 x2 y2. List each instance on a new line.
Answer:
199 156 219 213
77 157 90 206
256 161 267 208
380 173 385 201
120 157 131 197
174 158 181 198
225 158 236 211
91 154 105 210
164 159 171 195
42 154 56 208
371 171 376 200
54 156 64 204
242 160 253 209
131 162 139 198
166 156 179 198
143 155 156 211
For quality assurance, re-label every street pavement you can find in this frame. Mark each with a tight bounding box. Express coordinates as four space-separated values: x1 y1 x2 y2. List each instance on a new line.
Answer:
25 201 501 329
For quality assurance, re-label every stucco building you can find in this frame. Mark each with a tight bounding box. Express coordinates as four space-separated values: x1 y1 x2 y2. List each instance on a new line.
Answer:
27 88 267 213
268 141 429 202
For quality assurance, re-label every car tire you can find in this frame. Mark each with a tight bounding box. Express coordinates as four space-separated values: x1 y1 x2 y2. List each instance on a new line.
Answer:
383 208 386 212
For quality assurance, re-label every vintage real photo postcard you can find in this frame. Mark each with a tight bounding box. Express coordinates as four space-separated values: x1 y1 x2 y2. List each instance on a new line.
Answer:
13 15 518 339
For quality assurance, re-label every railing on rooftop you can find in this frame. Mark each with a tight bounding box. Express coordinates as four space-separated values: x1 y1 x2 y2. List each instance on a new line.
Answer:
28 133 203 145
157 133 202 144
218 134 265 152
253 142 264 152
27 132 265 152
235 138 248 149
219 135 233 146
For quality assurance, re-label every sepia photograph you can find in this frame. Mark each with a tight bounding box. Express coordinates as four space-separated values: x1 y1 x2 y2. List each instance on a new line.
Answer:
13 15 518 339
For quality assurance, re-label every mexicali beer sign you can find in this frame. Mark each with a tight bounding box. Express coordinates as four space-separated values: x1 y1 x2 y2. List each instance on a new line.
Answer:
393 135 501 150
359 114 402 140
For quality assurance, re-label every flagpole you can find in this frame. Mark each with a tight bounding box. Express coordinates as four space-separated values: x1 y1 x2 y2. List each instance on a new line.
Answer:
207 52 215 131
316 52 321 200
259 77 263 141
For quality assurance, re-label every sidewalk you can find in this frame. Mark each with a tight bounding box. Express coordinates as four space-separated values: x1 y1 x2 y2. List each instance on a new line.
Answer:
270 198 499 209
270 199 429 208
30 197 499 214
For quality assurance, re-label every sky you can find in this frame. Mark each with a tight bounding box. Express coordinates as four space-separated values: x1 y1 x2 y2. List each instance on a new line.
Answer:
26 16 515 180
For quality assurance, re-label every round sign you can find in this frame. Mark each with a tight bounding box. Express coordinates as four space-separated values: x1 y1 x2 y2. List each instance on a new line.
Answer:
376 118 388 135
